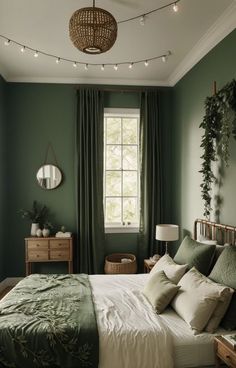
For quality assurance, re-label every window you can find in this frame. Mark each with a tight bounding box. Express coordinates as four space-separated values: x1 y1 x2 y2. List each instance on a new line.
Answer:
104 108 140 232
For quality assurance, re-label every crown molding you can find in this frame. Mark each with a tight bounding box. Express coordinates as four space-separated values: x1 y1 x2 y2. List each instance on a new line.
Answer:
168 2 236 87
6 75 169 86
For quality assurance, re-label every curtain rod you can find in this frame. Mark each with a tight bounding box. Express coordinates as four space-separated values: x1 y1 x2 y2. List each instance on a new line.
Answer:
75 85 166 93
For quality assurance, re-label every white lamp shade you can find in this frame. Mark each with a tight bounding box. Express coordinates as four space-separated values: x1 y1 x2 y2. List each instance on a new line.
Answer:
155 224 179 242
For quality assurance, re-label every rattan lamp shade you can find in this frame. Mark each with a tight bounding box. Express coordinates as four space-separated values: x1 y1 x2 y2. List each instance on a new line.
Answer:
69 7 117 54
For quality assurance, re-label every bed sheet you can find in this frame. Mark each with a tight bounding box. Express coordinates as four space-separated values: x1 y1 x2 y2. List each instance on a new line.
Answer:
90 273 229 368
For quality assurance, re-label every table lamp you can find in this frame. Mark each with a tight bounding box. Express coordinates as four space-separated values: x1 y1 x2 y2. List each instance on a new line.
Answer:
155 224 179 254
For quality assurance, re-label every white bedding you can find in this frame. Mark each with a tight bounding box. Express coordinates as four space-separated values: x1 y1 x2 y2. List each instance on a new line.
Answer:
89 273 223 368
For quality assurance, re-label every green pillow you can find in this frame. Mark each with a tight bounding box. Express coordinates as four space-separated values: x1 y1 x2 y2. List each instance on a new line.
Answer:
209 246 236 330
174 236 215 275
142 270 180 314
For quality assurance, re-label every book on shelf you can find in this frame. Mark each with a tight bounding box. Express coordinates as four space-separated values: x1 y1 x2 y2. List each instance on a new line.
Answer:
222 334 236 350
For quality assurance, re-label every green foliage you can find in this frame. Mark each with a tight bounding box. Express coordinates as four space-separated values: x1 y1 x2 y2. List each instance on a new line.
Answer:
200 79 236 217
19 200 48 224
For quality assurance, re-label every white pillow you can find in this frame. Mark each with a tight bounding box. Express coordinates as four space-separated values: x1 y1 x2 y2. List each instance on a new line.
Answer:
171 267 232 333
150 254 187 284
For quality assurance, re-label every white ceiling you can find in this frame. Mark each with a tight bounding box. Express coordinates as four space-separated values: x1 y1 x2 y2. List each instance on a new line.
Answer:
0 0 236 86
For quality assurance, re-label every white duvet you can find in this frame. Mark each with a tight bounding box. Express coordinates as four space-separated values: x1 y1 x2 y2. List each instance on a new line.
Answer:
90 274 174 368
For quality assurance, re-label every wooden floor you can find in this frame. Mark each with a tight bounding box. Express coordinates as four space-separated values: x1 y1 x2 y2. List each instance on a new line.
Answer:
0 286 13 300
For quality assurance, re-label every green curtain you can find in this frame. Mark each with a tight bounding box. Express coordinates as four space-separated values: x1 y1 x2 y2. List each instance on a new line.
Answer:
138 90 163 262
75 88 105 274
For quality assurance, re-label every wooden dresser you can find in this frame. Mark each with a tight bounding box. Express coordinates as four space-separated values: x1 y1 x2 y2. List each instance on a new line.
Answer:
25 237 73 275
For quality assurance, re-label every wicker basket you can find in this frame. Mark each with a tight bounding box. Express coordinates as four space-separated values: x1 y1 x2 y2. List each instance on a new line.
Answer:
104 253 137 274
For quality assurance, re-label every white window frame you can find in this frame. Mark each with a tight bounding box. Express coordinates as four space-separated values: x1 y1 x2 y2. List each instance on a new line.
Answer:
104 108 140 234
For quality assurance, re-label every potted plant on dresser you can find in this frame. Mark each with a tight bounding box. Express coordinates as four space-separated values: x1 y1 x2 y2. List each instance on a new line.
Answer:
19 200 48 236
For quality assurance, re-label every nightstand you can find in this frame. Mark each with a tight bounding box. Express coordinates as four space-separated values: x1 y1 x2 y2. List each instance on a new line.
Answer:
214 336 236 367
144 257 160 273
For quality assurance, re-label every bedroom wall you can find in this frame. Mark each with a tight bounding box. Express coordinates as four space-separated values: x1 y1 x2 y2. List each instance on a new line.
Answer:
4 84 172 278
172 29 236 250
0 76 6 282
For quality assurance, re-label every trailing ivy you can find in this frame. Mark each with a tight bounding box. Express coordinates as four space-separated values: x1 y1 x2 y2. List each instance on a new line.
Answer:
200 79 236 218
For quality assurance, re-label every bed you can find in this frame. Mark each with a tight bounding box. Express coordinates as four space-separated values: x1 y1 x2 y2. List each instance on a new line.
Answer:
0 219 235 368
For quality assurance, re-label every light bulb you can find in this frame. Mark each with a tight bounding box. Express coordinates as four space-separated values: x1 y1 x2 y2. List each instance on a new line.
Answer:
85 64 88 70
101 64 105 71
4 39 10 46
162 55 167 63
144 60 149 67
140 15 145 26
56 57 60 64
114 64 118 71
34 51 39 58
20 46 25 53
129 63 133 69
173 2 178 12
73 62 77 68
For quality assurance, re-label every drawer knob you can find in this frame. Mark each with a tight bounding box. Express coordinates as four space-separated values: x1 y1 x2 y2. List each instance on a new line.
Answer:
37 255 39 258
37 244 40 247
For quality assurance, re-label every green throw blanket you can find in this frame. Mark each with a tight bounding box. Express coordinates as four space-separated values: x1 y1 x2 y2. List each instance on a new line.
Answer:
0 274 99 368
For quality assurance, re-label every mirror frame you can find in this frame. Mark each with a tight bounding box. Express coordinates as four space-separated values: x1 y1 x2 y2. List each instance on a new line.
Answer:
36 164 63 190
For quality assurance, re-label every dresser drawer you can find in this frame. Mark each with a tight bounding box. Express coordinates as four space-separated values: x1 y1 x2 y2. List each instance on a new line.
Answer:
49 239 70 250
27 250 48 261
217 341 236 367
27 240 49 250
50 249 70 260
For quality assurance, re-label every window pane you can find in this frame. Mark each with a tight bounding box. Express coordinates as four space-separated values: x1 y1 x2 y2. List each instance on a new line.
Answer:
123 146 137 170
123 198 138 223
106 145 121 170
123 171 137 196
106 118 121 144
106 171 121 196
105 198 121 223
123 118 138 144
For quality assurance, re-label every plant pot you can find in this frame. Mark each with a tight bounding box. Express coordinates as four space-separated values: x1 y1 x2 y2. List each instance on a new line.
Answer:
42 228 50 238
31 223 39 236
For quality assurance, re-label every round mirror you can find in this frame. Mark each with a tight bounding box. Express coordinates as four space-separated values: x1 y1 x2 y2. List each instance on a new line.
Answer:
36 164 62 190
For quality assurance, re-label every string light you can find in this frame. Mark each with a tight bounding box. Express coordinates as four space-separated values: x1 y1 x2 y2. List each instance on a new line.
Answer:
0 35 172 71
173 2 179 12
140 15 145 26
118 0 180 24
4 39 10 46
162 56 167 63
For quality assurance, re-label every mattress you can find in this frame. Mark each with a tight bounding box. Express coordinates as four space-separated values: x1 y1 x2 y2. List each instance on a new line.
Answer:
90 273 228 368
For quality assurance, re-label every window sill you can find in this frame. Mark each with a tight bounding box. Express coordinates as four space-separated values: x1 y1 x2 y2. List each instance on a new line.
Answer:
105 227 139 234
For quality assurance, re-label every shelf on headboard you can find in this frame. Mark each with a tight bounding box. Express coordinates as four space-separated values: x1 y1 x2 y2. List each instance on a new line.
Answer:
194 218 236 245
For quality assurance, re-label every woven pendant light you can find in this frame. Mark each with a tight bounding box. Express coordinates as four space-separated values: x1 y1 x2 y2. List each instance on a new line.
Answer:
69 0 117 54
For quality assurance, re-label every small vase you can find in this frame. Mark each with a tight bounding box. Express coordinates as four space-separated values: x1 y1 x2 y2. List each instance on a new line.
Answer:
36 228 42 237
42 228 50 238
31 223 39 236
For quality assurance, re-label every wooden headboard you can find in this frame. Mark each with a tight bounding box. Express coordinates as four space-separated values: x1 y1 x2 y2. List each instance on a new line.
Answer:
194 218 236 246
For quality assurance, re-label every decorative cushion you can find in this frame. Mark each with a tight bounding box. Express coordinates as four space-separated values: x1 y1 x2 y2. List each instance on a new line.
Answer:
143 270 180 314
209 246 236 330
150 254 187 284
174 235 216 275
171 267 231 333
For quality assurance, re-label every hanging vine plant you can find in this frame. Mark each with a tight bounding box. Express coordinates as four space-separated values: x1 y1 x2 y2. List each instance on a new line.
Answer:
200 79 236 218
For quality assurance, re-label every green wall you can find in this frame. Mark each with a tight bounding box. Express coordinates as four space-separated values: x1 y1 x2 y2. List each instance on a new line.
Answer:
0 76 6 281
4 85 172 278
172 29 236 249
